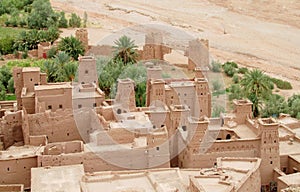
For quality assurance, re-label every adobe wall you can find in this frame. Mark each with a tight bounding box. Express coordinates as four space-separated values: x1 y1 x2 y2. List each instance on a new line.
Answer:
0 184 24 192
0 111 23 149
72 96 104 110
180 139 260 168
37 42 51 59
187 39 209 70
75 29 88 52
35 87 72 113
86 45 113 56
0 156 37 189
38 147 170 172
78 56 98 85
95 129 135 145
13 68 23 110
288 156 300 174
22 96 35 114
23 109 83 143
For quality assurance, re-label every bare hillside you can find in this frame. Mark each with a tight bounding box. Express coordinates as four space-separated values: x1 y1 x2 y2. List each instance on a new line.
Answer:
50 0 300 96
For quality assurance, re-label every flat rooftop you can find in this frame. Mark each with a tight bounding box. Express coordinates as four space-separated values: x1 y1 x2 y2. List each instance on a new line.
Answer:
280 140 300 155
31 164 84 192
79 158 260 192
34 83 72 91
278 172 300 186
289 154 300 163
229 124 257 139
0 145 43 160
22 67 40 72
169 81 194 87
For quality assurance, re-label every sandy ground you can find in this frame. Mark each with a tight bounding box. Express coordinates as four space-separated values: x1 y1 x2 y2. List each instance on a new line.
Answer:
50 0 300 98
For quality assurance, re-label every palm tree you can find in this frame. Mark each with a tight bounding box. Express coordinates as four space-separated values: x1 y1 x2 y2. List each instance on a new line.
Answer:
58 36 85 60
240 69 272 117
113 35 138 65
64 62 78 81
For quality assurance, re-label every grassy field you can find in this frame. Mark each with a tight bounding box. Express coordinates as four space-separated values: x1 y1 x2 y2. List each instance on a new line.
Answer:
0 26 26 39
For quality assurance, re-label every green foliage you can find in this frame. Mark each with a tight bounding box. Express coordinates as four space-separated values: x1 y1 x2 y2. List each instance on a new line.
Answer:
240 69 272 117
0 35 15 54
27 0 58 29
0 83 6 101
113 35 138 65
238 67 248 74
288 94 300 119
7 77 14 93
14 27 59 51
228 84 243 101
211 60 222 72
212 105 225 118
69 13 81 28
47 47 58 58
58 36 85 60
232 73 239 83
0 0 33 15
261 94 289 118
270 77 292 90
0 65 12 88
58 12 68 28
212 80 222 92
222 61 238 77
98 58 124 97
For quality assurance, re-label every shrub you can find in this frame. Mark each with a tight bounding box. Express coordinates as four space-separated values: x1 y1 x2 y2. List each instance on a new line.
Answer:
69 13 81 28
211 60 221 72
212 80 222 92
232 74 239 83
58 11 68 28
270 78 292 90
0 36 15 54
223 64 236 77
238 67 248 74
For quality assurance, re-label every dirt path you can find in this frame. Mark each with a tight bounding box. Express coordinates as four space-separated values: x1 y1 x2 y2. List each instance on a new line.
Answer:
50 0 300 97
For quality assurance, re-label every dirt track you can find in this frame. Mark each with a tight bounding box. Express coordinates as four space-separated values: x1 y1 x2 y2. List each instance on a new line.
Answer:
50 0 300 97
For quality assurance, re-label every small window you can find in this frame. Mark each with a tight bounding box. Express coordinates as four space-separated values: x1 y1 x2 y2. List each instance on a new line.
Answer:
156 147 160 151
85 70 88 74
270 161 273 164
153 125 156 129
34 83 38 86
182 125 187 131
7 167 10 171
274 140 276 143
67 133 69 136
30 78 33 81
78 104 82 109
117 109 122 114
93 103 96 107
48 105 52 110
59 104 63 109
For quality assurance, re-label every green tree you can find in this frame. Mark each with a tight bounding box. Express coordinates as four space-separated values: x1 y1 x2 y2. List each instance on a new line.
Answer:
69 13 81 28
0 83 6 101
27 0 57 29
7 77 14 93
261 94 289 118
228 84 244 101
0 36 15 55
240 69 272 117
64 62 78 81
113 35 138 65
98 58 124 97
58 36 85 60
58 11 68 28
